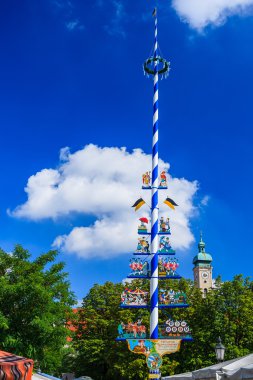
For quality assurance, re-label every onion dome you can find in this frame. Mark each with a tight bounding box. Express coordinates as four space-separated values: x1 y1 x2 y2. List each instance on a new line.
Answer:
193 232 212 266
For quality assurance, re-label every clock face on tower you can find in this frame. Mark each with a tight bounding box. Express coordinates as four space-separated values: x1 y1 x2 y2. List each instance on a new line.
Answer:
201 271 209 279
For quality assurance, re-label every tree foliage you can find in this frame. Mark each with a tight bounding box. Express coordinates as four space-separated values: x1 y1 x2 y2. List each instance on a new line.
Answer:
174 275 253 373
68 281 149 380
0 245 76 374
69 276 253 380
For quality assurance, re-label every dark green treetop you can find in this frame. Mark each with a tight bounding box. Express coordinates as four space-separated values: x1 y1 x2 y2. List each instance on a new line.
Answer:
0 245 76 374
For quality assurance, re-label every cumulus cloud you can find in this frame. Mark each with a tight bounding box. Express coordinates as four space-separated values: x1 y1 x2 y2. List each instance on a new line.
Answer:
172 0 253 30
11 144 198 259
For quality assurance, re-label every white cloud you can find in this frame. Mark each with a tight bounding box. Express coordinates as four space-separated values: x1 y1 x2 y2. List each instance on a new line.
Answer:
11 144 198 259
172 0 253 30
52 0 73 10
74 299 83 307
104 1 126 37
65 19 84 31
200 195 210 206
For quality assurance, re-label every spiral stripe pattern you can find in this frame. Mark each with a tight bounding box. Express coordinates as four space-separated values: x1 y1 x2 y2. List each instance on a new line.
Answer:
150 13 159 339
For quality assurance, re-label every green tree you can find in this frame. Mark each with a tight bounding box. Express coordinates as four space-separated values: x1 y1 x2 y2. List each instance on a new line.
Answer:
72 276 253 380
172 275 253 373
72 281 150 380
0 245 76 374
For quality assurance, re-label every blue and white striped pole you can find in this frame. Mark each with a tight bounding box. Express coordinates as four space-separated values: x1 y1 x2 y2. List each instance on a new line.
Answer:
150 8 159 339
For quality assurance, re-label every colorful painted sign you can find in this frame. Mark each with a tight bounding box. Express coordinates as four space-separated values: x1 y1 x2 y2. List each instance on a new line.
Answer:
158 257 179 277
129 258 149 277
136 237 150 253
117 320 147 339
121 288 149 306
149 375 160 379
159 171 168 188
138 217 149 233
142 171 151 188
142 171 168 189
159 217 170 233
158 236 172 253
127 339 181 358
146 353 162 369
155 339 182 355
159 319 192 339
159 289 187 305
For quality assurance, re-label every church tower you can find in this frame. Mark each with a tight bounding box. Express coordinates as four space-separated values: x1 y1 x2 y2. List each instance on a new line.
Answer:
193 233 213 297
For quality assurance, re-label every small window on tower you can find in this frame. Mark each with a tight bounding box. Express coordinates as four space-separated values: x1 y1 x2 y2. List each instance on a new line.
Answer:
203 288 208 298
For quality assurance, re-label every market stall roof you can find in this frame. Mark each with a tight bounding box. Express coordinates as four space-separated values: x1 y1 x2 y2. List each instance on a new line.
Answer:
33 373 61 380
192 358 240 379
162 359 237 380
216 354 253 379
162 372 192 380
162 354 253 380
0 350 33 380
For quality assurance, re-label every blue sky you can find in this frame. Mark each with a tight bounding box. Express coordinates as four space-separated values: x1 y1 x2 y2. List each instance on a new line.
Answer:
1 0 253 300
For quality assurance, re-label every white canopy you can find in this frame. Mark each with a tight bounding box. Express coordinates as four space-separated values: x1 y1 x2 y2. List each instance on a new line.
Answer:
217 354 253 379
192 358 240 380
162 372 192 380
162 354 253 380
32 373 61 380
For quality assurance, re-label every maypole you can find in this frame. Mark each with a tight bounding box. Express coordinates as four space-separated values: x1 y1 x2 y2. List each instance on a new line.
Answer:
150 8 159 340
117 8 192 380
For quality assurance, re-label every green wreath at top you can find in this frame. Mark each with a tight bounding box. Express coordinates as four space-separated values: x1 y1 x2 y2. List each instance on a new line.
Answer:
143 56 170 75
